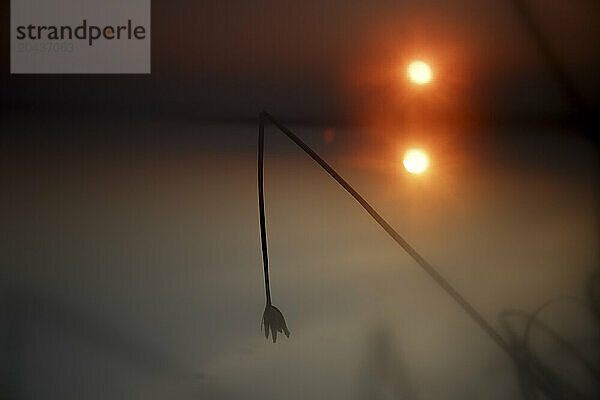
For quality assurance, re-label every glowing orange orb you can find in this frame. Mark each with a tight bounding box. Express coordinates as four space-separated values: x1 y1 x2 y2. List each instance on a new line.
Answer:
407 61 432 84
403 149 429 174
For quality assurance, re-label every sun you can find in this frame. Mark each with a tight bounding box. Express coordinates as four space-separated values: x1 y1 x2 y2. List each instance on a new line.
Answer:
403 149 429 174
407 61 432 85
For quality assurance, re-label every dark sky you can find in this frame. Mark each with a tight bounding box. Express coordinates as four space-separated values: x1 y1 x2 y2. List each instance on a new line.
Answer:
2 0 600 124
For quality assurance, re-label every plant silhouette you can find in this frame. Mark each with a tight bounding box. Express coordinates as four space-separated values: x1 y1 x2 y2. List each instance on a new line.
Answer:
501 300 600 399
255 111 599 397
258 113 290 343
256 111 511 355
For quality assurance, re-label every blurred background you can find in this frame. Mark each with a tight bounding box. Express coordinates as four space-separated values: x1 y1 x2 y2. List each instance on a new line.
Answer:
1 1 599 399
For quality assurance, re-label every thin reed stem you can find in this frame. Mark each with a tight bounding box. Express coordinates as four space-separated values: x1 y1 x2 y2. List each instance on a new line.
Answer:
257 111 515 360
258 116 271 305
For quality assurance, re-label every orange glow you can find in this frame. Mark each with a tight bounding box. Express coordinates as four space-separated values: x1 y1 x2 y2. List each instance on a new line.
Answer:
407 61 432 84
403 149 429 174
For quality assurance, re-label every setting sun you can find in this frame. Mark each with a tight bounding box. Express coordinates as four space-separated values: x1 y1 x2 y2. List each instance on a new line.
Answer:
407 61 432 85
403 149 429 174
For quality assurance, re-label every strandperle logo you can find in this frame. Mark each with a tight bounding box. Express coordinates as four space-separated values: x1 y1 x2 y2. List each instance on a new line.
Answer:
11 0 150 74
15 20 147 47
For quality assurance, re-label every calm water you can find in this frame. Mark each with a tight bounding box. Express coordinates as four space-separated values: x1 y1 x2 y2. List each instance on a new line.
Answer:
1 118 598 399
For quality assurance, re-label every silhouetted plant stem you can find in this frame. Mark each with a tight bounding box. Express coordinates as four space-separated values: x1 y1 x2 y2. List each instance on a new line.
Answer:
257 111 515 359
502 308 599 399
522 298 600 381
510 0 590 126
258 114 290 342
258 115 271 306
